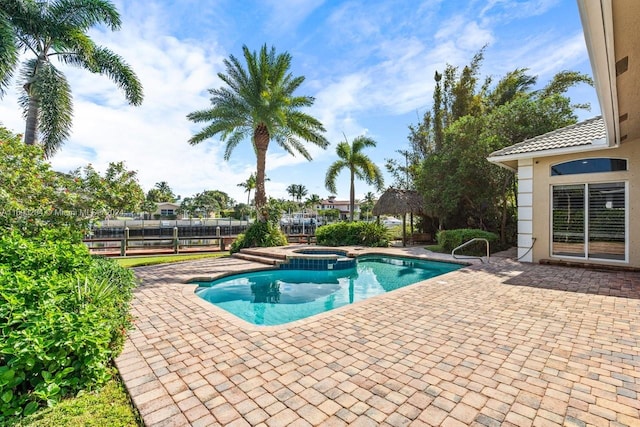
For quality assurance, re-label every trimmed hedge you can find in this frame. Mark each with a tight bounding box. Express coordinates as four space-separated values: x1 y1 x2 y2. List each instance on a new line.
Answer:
315 221 389 247
0 231 136 422
436 228 499 255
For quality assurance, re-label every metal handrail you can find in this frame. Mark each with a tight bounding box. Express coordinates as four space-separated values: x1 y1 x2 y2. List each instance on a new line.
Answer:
451 238 490 263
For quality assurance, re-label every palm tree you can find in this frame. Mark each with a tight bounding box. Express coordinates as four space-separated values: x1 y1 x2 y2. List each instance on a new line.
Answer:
286 184 307 205
237 172 257 206
305 193 321 209
1 0 143 157
187 44 329 220
325 135 384 221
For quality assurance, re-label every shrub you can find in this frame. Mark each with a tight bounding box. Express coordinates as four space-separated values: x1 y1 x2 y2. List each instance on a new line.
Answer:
436 228 499 255
315 221 389 247
0 232 136 422
230 221 288 254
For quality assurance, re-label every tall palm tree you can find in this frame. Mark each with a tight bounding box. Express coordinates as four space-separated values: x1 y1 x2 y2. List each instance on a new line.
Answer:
187 44 329 220
1 0 143 156
325 135 384 221
286 184 307 205
237 172 257 206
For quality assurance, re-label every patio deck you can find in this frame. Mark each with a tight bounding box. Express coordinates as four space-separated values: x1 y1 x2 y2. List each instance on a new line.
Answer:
115 246 640 426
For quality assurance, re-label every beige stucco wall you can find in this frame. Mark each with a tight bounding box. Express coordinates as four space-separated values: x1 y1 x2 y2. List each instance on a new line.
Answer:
530 139 640 267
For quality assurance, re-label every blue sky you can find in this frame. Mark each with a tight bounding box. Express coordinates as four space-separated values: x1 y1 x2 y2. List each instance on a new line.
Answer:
0 0 598 204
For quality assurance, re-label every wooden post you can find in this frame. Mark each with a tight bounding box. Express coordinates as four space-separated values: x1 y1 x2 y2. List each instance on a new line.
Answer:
121 227 129 256
173 226 179 254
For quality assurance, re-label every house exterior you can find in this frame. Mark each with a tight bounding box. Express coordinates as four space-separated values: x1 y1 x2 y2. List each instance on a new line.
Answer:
488 0 640 268
154 202 181 218
317 196 361 220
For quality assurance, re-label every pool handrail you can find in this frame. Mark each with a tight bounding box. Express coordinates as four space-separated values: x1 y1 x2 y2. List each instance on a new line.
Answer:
451 238 489 263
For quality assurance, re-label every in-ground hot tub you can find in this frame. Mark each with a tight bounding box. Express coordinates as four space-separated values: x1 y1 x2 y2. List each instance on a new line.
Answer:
281 248 356 270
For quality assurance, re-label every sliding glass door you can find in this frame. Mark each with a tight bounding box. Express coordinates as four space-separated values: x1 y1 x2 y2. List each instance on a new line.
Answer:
552 182 626 261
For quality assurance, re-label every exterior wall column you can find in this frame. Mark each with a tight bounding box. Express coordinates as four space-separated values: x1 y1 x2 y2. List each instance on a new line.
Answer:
517 159 534 262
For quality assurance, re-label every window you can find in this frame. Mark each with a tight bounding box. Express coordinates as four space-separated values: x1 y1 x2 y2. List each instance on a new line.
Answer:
160 209 175 216
551 158 627 176
552 182 626 261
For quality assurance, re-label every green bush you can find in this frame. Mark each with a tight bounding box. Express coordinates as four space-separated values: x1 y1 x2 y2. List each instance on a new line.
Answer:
230 221 288 254
0 232 136 422
436 228 499 255
315 221 389 247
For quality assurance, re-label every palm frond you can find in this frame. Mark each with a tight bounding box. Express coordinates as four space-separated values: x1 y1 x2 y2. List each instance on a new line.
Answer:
0 14 18 96
20 61 73 156
49 0 121 30
87 46 142 105
325 160 347 194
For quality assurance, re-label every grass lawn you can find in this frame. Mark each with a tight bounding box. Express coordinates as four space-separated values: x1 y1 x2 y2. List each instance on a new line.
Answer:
115 251 228 268
15 375 141 427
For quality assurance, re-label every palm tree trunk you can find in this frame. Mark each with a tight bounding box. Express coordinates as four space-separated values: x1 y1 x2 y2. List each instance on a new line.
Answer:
254 124 269 221
24 89 39 145
349 168 355 221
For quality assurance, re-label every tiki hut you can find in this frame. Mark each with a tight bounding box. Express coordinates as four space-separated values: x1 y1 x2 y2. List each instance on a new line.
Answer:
372 188 425 246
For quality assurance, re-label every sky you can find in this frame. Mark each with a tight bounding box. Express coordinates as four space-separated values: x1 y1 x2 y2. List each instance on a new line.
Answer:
0 0 600 205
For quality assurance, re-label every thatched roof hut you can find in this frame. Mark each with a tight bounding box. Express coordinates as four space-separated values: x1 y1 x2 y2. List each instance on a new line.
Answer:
372 189 425 246
372 188 425 216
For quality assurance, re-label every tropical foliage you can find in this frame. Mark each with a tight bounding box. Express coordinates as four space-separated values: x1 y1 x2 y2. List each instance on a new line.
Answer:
229 221 288 254
315 221 389 247
286 184 308 205
187 44 329 219
390 49 592 243
146 181 178 203
66 162 145 217
237 173 257 206
325 135 384 221
0 231 136 422
179 190 233 218
0 0 143 156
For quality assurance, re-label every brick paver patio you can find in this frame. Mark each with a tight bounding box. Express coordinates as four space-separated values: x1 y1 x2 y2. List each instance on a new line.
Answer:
116 247 640 426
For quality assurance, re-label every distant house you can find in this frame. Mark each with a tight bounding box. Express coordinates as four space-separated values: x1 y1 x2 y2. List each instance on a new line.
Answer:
317 196 361 220
487 1 640 268
154 202 180 218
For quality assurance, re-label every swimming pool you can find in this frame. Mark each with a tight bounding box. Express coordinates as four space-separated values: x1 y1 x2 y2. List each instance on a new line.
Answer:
194 256 462 326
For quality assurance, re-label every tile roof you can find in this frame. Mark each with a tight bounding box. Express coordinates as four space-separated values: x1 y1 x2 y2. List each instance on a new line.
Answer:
489 116 606 158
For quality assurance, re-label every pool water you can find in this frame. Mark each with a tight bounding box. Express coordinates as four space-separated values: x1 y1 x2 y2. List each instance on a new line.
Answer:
194 256 462 326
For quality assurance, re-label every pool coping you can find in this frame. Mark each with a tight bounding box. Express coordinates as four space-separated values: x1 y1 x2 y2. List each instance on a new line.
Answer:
181 251 469 331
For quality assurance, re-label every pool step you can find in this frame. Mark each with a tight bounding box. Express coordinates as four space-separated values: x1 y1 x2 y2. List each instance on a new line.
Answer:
232 249 286 266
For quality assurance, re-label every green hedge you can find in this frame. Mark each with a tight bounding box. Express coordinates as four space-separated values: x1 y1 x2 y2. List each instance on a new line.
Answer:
436 228 499 255
0 231 136 422
315 221 389 247
230 221 288 254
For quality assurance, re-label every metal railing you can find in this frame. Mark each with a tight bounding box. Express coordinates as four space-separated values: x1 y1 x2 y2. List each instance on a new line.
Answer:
451 238 490 263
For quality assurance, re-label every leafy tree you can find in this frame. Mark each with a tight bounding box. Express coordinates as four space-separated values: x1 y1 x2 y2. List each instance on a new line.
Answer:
414 52 592 242
67 161 145 217
325 135 384 221
187 44 329 221
1 0 143 156
184 190 233 218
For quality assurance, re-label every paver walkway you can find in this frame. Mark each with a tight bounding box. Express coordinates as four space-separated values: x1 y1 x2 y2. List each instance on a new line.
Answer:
116 246 640 426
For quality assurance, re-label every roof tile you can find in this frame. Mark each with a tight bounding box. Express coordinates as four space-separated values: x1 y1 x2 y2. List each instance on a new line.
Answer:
489 116 606 158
